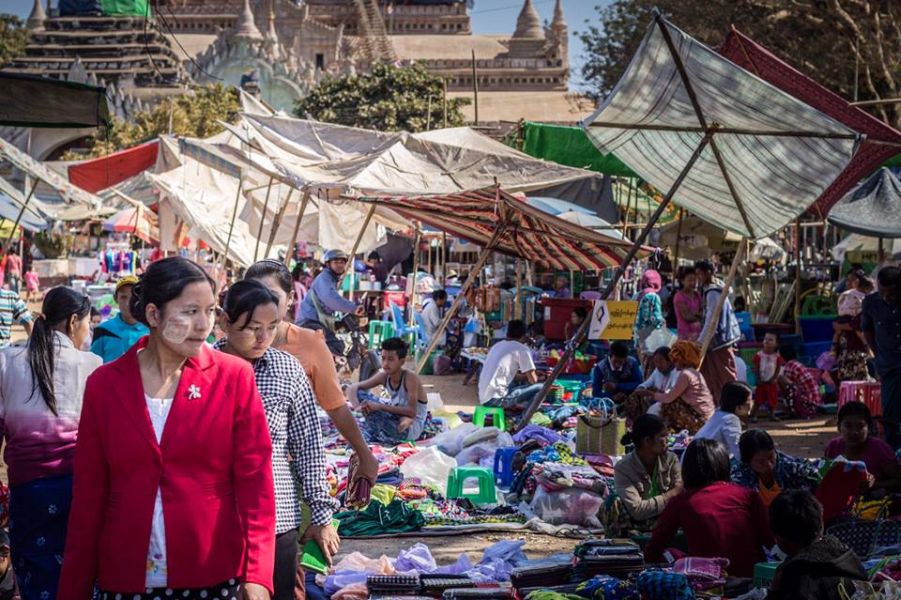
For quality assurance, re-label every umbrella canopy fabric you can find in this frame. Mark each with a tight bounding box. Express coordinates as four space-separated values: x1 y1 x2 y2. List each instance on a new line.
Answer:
0 193 46 232
656 214 742 260
525 196 594 216
357 188 641 271
556 211 624 240
583 15 859 239
828 168 901 238
719 28 901 218
103 205 159 243
68 140 159 193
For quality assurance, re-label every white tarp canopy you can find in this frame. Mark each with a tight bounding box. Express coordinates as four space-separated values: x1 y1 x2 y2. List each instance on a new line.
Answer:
236 114 608 197
583 15 860 239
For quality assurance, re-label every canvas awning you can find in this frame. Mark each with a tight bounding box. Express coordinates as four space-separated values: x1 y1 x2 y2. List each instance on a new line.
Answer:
68 140 159 193
357 188 642 271
828 168 901 238
719 28 901 218
583 15 859 239
0 72 110 128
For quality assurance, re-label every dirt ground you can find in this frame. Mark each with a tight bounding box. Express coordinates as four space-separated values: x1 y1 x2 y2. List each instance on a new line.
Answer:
4 321 837 564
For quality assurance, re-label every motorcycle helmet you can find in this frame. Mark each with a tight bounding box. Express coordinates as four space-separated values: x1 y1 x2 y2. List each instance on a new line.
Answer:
323 249 349 263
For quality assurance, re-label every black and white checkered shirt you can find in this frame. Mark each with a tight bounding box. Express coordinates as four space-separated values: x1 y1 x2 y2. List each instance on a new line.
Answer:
215 342 337 532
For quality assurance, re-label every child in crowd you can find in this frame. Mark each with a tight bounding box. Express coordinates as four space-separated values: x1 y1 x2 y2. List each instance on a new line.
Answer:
694 382 752 458
778 345 822 419
766 490 867 600
346 337 428 445
752 333 784 422
591 340 643 404
81 307 102 351
833 269 871 349
623 347 679 420
825 402 901 492
23 268 40 303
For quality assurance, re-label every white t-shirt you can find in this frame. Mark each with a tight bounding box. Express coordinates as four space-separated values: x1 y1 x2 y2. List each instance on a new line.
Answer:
145 393 173 588
478 340 535 404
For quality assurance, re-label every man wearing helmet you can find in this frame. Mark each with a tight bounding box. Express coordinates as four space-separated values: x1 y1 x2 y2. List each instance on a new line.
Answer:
298 249 365 355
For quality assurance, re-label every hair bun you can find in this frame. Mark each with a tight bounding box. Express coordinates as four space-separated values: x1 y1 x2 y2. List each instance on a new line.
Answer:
620 432 634 447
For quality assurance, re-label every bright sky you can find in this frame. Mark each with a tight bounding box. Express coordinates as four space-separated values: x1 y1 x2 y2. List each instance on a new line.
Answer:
6 0 609 89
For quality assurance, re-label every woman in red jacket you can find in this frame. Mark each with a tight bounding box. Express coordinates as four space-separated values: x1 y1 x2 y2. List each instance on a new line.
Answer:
644 438 773 577
58 257 276 600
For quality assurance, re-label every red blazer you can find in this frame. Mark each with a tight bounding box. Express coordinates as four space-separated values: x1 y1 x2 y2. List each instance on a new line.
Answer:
58 339 275 597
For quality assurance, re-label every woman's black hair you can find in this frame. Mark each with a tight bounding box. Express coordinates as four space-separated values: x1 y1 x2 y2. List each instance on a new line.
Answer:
621 413 666 448
720 381 752 414
572 306 588 319
739 429 775 464
129 257 215 326
682 438 732 489
222 280 280 330
653 346 671 360
28 287 91 415
837 401 873 433
244 259 293 296
778 344 798 361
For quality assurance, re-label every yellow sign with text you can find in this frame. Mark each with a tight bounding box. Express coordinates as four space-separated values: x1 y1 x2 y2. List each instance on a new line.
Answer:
588 300 639 340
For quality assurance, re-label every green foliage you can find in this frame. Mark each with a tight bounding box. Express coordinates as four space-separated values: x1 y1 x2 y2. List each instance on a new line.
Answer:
68 84 240 159
0 14 27 68
294 62 469 132
576 1 900 127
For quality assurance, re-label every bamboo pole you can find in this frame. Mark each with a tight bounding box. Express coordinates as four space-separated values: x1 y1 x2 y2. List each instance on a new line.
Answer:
699 238 747 358
794 218 802 335
513 260 523 320
409 226 421 327
2 181 38 253
342 203 377 296
283 189 310 267
265 188 294 258
515 130 716 432
220 180 243 271
672 208 685 275
415 228 504 374
471 49 479 126
253 177 274 262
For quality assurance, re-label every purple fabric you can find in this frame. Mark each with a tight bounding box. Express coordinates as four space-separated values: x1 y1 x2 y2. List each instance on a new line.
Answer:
512 425 566 446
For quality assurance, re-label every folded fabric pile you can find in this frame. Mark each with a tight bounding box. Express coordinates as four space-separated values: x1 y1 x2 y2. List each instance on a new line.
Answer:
672 557 729 592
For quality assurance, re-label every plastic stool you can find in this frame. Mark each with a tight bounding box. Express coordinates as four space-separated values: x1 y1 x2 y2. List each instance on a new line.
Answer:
368 320 395 350
493 447 519 488
473 406 506 431
446 466 497 504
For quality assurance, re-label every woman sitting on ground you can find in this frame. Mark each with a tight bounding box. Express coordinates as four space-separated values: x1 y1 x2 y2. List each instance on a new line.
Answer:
603 414 682 536
693 382 753 458
825 402 901 493
731 429 820 508
632 340 714 434
644 438 772 577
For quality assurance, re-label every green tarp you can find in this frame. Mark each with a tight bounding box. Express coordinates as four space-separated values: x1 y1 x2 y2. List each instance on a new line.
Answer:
521 121 639 178
102 0 149 16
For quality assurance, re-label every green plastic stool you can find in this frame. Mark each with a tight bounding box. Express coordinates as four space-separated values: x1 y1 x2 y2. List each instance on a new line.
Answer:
473 405 506 431
446 466 496 504
368 320 395 350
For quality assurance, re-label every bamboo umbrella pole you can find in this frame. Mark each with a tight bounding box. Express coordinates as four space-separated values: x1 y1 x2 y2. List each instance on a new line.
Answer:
283 189 310 267
265 188 293 258
699 239 747 358
253 177 274 262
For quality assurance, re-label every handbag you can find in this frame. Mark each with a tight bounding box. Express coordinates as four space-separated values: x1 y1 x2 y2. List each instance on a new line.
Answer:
577 398 626 456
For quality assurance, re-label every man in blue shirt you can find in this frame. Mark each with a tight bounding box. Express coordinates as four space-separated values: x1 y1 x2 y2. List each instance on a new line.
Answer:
298 249 364 356
591 340 644 404
862 266 901 448
91 276 149 363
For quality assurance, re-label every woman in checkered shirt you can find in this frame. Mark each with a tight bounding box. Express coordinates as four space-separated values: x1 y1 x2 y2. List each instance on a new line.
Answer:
217 280 339 600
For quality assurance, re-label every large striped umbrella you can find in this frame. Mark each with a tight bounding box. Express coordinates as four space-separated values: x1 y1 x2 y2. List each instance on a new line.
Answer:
358 187 644 271
102 205 159 244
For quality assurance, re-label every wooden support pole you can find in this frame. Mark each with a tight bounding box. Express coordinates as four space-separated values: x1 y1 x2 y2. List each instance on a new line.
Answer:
409 226 421 327
442 79 448 129
415 228 503 374
284 189 310 267
794 218 802 335
672 207 685 275
265 188 294 258
253 177 274 262
220 180 243 271
471 49 479 126
341 203 377 296
2 181 37 254
699 238 747 358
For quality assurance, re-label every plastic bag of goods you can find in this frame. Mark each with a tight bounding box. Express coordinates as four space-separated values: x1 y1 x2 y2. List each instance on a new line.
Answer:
400 446 457 489
529 486 603 528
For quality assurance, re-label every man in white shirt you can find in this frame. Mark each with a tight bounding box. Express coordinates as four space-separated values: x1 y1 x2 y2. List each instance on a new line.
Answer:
478 320 542 413
421 289 448 347
637 346 679 417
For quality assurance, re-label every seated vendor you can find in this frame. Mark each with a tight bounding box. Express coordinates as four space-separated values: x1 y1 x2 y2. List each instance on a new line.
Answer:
421 289 448 347
564 307 588 340
777 345 822 419
603 414 682 537
478 320 543 415
645 438 772 578
825 402 901 493
623 347 679 420
590 341 643 403
633 340 713 434
346 337 427 445
731 429 820 508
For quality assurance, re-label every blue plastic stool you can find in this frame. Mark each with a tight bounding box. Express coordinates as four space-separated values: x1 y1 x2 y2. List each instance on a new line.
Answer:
493 447 519 488
473 405 506 431
446 466 496 504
